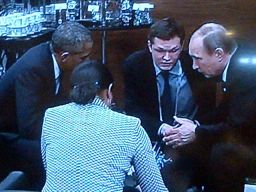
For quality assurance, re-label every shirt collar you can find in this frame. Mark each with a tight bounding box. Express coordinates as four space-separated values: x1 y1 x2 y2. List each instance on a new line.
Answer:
51 52 61 80
222 47 237 82
91 96 109 109
222 60 229 82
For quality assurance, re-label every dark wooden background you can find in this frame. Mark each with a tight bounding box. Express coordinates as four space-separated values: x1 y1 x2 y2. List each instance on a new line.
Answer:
91 0 256 107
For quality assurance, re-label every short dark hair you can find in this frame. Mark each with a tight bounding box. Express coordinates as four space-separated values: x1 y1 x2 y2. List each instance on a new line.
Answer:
51 21 93 54
70 60 113 105
148 17 185 45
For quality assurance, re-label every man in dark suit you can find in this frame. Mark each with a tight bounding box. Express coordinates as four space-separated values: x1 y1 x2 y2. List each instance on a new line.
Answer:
0 21 93 190
123 18 215 191
164 22 256 191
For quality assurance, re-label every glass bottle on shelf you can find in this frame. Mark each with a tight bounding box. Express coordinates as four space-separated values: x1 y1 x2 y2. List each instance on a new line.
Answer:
120 0 132 26
66 0 80 21
105 0 121 25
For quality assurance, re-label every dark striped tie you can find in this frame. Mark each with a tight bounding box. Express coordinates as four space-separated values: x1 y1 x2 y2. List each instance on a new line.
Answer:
160 70 173 123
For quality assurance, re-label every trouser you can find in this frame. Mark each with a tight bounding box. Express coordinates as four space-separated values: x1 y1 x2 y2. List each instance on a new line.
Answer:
159 141 209 192
205 142 256 192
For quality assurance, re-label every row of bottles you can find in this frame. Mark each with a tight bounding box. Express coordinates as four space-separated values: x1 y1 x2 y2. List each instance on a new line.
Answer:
66 0 80 21
43 0 153 27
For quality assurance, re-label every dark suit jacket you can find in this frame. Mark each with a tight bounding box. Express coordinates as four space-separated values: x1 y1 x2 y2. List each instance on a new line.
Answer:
0 42 66 140
123 48 216 141
196 45 256 146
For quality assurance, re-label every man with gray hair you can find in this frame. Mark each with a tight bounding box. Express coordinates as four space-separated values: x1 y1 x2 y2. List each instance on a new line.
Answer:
163 22 256 191
0 21 93 190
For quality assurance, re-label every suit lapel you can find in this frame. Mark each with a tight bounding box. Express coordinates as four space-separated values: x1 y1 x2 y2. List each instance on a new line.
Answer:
141 51 159 115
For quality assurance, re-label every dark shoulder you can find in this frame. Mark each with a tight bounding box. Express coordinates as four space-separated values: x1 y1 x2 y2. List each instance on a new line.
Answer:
0 42 53 95
124 49 152 68
180 50 192 62
8 42 52 73
1 42 53 84
18 42 51 64
229 45 256 91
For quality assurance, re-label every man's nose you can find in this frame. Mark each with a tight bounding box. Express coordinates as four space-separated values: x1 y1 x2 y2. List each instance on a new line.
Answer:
192 61 198 70
163 51 171 60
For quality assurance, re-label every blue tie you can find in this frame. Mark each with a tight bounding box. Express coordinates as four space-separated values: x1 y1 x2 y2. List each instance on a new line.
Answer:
160 71 173 123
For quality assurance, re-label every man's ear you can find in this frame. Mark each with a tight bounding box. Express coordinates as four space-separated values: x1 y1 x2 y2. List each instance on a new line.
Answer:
181 41 184 50
60 52 70 62
214 48 224 62
147 40 152 53
107 83 113 100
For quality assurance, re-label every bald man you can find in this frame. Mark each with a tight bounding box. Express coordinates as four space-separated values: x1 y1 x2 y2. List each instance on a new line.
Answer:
162 23 256 191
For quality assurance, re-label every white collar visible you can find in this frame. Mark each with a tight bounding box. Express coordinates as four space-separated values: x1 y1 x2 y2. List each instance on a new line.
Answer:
51 52 61 95
222 47 237 82
52 53 61 80
222 59 230 82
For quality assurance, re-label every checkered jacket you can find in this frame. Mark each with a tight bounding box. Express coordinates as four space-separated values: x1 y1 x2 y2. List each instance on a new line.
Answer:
41 97 168 192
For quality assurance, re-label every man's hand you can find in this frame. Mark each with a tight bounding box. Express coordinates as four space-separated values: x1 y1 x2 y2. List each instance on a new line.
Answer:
162 116 198 148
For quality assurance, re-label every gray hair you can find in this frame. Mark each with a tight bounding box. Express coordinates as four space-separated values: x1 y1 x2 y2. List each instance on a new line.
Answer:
192 23 237 54
51 21 93 54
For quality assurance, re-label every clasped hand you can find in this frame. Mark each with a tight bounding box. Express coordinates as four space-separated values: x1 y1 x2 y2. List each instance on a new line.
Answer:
160 116 197 148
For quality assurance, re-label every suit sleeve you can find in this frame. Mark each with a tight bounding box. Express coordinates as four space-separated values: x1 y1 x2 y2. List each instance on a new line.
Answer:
123 55 162 140
196 85 256 142
15 69 52 140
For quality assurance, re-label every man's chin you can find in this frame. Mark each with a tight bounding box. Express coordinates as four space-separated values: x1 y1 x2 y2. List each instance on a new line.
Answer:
159 65 174 71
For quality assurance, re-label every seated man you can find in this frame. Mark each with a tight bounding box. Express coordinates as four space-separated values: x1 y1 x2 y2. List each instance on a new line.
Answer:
41 60 168 192
123 17 215 191
0 21 93 190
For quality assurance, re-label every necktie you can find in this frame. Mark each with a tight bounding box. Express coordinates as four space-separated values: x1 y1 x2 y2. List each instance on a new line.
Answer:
160 71 173 122
56 73 70 105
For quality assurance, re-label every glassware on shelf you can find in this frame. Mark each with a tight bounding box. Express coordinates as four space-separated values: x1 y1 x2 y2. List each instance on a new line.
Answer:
6 11 44 37
66 0 80 21
82 0 101 22
120 0 132 26
41 3 56 27
81 0 122 26
0 0 155 32
105 0 121 24
0 4 44 37
133 3 154 26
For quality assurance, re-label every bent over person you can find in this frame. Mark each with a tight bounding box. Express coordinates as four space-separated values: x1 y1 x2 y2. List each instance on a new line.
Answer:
41 60 168 192
163 22 256 191
0 21 93 189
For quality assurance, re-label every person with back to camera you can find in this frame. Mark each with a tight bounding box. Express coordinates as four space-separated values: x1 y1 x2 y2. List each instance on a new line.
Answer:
41 60 169 192
123 17 216 191
162 22 256 191
0 21 93 189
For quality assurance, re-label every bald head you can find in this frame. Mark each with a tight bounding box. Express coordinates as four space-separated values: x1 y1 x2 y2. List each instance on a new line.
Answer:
189 23 237 78
191 23 237 55
191 23 226 39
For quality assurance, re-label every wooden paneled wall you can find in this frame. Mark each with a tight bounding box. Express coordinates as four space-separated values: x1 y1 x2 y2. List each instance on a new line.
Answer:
91 0 256 107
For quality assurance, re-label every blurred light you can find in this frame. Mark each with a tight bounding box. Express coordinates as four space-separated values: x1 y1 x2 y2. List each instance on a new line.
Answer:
239 56 256 64
239 57 250 64
252 57 256 64
226 30 235 36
